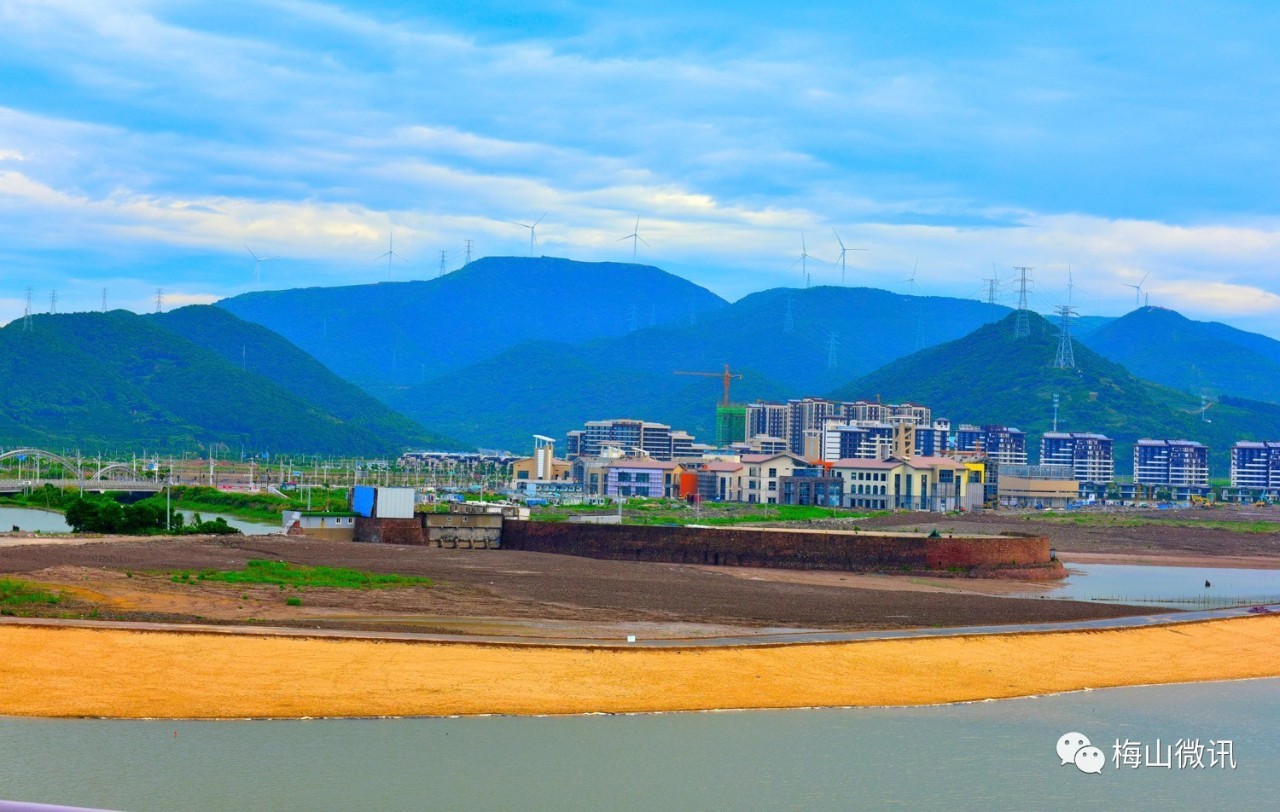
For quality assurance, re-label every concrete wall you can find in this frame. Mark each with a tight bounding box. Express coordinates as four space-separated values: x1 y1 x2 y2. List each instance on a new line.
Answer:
424 513 502 548
500 520 1062 579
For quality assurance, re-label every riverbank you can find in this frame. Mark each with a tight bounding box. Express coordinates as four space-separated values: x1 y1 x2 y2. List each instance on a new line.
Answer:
0 614 1275 718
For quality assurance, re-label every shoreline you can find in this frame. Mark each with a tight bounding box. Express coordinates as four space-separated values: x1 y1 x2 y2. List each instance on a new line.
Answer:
0 614 1275 719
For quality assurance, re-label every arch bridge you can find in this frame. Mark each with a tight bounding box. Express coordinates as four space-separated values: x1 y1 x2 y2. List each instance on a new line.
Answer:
0 448 164 493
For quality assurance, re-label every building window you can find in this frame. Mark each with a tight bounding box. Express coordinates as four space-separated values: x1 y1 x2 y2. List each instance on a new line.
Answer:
635 472 650 483
618 471 632 482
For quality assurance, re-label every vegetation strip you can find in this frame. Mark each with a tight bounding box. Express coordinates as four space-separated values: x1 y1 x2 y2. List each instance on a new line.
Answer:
167 559 432 589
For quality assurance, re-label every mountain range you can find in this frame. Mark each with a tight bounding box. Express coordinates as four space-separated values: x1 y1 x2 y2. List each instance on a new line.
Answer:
5 256 1280 462
219 256 729 391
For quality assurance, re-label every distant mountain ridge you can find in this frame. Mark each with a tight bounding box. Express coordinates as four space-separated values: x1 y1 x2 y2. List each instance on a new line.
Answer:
385 284 1013 450
1080 306 1280 403
0 308 455 454
218 256 730 390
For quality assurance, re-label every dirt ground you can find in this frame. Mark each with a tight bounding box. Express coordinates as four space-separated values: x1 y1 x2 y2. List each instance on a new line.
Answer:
0 534 1150 638
813 505 1280 558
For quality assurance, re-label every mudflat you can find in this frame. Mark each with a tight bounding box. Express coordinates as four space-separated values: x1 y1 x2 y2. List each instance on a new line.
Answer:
0 536 1150 637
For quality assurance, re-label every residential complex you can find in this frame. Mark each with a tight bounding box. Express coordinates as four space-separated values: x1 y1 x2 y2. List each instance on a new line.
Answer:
1228 441 1280 499
954 425 1028 465
565 419 697 461
1133 439 1210 494
1039 432 1115 484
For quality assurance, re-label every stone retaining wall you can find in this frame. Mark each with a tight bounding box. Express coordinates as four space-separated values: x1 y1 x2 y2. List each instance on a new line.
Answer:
500 520 1062 578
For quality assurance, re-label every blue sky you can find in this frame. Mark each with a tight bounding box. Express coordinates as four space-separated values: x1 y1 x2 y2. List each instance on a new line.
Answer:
4 1 1280 334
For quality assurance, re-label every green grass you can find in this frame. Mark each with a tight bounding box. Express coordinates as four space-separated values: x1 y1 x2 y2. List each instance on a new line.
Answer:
531 498 882 527
0 578 64 607
167 559 432 589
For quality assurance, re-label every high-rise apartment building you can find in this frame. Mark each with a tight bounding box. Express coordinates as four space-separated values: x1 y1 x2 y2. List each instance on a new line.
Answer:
1040 432 1115 483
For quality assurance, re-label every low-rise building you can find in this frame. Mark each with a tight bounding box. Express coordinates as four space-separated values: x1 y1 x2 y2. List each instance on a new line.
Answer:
830 455 976 511
996 464 1080 508
739 452 815 504
605 459 684 498
779 468 843 506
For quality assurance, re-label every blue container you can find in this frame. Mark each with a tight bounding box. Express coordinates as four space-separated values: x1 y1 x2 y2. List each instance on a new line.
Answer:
352 485 376 517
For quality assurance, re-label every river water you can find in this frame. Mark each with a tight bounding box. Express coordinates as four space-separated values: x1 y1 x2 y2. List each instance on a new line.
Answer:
1052 563 1280 608
0 679 1274 811
0 507 276 536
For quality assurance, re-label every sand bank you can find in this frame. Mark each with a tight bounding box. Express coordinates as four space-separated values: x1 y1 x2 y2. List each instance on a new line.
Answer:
0 615 1277 719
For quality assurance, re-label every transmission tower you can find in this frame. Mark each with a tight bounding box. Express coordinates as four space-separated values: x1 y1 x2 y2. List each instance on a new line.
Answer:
827 331 839 369
1053 304 1077 368
155 288 164 314
464 239 473 266
783 293 794 333
984 277 999 305
1052 393 1060 432
22 287 32 331
438 250 447 278
101 287 108 313
48 290 57 314
628 305 639 333
1013 266 1033 338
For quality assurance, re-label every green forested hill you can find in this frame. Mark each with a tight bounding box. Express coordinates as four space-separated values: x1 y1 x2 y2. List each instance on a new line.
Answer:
153 305 453 449
0 310 453 454
829 312 1280 472
1080 306 1280 402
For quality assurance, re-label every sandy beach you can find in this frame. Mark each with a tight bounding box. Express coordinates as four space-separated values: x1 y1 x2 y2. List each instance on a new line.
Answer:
0 614 1276 719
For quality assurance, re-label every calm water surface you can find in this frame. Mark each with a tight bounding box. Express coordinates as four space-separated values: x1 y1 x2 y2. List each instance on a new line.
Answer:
1053 563 1280 608
0 679 1275 811
0 506 276 535
0 505 71 533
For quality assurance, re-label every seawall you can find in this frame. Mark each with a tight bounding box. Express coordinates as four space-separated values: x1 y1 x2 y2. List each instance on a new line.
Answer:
500 520 1064 579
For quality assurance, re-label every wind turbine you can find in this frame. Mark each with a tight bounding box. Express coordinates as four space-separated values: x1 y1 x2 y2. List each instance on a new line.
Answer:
244 245 279 287
904 259 919 296
513 213 547 256
831 229 868 286
618 216 649 260
374 232 407 279
1122 272 1150 308
791 233 824 288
